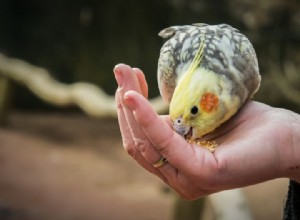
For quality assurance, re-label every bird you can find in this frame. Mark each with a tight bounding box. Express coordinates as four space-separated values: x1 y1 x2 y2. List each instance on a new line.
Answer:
157 23 261 150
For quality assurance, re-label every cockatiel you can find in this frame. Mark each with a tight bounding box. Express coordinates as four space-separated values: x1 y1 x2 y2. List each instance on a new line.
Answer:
157 24 261 148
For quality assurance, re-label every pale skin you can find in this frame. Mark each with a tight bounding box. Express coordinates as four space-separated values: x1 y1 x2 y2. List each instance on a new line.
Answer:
114 63 300 200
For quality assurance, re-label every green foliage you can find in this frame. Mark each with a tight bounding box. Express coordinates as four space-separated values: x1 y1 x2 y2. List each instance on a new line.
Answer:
0 0 299 111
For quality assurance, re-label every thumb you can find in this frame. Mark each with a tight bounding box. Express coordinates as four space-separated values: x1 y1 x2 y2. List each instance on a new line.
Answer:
124 90 208 173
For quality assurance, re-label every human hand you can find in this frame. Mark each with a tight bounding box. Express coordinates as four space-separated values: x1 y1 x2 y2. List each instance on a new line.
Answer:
114 64 300 200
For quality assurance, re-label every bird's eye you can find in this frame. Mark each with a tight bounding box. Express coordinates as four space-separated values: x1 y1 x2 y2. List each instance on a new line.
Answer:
190 106 198 115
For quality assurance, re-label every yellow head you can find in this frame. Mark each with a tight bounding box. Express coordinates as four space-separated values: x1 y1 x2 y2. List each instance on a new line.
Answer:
170 67 239 140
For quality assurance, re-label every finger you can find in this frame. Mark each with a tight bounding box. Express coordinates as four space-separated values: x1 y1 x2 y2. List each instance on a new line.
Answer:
114 66 165 178
114 64 172 179
114 64 141 94
133 67 148 98
115 65 201 194
117 65 175 170
124 90 215 174
116 90 167 179
114 64 148 139
115 65 176 174
117 89 203 198
115 88 135 153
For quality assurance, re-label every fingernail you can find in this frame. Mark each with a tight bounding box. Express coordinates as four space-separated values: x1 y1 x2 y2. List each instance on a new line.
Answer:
114 67 123 86
124 92 136 110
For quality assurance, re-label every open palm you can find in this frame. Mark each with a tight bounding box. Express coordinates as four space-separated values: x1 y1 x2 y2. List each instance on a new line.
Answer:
114 64 299 199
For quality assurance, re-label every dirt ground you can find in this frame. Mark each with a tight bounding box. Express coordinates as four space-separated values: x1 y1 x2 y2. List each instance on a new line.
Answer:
0 112 289 220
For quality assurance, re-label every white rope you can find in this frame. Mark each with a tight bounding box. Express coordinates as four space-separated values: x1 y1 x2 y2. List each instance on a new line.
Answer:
0 53 168 117
210 189 253 220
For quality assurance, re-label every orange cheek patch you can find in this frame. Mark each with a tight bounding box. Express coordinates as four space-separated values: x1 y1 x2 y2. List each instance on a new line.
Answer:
200 92 219 113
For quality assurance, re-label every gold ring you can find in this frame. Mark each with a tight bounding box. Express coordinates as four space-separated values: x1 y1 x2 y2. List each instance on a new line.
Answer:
152 156 168 168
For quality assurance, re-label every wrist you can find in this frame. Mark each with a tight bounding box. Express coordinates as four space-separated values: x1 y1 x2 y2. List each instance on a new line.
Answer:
278 109 300 182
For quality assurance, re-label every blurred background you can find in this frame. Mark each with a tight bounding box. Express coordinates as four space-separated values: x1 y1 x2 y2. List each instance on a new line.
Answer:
0 0 299 219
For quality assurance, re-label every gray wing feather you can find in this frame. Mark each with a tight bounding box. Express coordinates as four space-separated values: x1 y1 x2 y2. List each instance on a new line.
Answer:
157 23 261 104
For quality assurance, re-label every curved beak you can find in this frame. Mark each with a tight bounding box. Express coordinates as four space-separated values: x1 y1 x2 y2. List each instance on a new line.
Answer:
172 116 192 137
